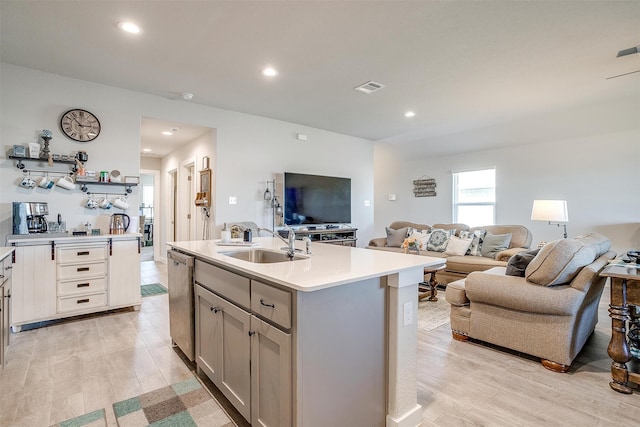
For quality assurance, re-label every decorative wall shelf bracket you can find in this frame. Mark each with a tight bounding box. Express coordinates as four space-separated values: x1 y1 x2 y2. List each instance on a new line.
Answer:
76 180 137 194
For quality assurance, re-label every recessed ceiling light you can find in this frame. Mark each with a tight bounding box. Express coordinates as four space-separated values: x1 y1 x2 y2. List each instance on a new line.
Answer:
143 148 152 152
161 131 173 136
262 67 278 77
118 21 142 34
404 111 416 118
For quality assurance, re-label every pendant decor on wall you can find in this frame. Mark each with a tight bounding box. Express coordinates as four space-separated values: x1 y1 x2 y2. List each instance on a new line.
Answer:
413 177 436 197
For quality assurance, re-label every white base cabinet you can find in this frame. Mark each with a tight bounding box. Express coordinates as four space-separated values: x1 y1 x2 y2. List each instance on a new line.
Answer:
9 236 141 331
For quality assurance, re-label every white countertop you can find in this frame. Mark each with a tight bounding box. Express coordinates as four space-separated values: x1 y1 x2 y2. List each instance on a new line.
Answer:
168 237 445 292
6 233 141 245
0 247 15 261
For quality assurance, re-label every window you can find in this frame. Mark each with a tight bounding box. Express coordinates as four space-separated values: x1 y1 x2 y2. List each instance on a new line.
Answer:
452 168 495 227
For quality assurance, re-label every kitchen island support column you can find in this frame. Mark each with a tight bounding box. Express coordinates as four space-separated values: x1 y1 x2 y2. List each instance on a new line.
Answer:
386 267 423 427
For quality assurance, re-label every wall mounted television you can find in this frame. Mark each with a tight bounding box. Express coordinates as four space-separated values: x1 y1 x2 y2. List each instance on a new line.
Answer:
284 172 351 226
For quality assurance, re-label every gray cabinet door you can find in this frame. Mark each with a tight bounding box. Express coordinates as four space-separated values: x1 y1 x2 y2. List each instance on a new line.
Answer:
251 316 291 427
195 284 251 422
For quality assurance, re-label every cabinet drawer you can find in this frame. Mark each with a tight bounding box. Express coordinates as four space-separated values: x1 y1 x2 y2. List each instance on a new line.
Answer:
58 277 107 296
57 246 107 263
58 262 107 280
251 281 291 329
195 260 250 309
58 292 107 313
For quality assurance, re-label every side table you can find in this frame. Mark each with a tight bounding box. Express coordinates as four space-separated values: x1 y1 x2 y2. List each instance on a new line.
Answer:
418 264 446 302
599 264 640 394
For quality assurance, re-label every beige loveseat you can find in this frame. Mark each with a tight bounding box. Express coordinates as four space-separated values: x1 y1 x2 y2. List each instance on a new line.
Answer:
366 221 533 284
445 233 615 372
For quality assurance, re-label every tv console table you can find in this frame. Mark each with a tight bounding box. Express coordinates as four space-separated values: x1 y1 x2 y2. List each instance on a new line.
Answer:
281 228 357 247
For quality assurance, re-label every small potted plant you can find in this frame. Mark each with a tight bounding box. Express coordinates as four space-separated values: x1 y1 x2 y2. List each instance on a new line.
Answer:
402 237 420 254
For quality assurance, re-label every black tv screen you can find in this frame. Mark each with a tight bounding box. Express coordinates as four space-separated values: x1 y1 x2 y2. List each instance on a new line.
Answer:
284 172 351 226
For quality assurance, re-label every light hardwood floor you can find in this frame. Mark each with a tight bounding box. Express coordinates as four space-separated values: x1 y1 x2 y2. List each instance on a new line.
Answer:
417 284 640 426
1 261 639 426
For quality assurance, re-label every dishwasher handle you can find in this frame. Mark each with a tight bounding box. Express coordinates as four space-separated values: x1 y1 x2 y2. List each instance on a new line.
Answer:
167 250 194 267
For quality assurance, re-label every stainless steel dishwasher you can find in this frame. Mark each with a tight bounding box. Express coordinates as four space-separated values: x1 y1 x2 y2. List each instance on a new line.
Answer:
167 249 195 361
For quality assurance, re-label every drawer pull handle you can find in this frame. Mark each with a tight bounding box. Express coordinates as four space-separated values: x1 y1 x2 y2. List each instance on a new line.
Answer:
77 283 90 288
77 251 90 256
77 267 90 272
248 331 255 336
260 299 275 308
77 299 90 304
210 307 221 314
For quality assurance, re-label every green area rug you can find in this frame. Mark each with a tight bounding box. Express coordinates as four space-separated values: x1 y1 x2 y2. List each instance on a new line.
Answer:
141 283 168 297
49 408 106 427
113 377 235 427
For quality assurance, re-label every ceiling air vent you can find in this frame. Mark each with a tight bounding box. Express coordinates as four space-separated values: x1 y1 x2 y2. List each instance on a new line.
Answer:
354 81 386 94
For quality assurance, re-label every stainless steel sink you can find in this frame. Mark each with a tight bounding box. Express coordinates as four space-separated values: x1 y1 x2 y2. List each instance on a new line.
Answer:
221 248 307 263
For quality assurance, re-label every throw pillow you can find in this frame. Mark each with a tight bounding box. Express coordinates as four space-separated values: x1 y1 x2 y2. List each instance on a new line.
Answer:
525 233 611 286
505 249 540 277
480 232 512 259
409 230 431 251
444 236 473 256
463 230 486 256
385 227 409 247
426 229 450 252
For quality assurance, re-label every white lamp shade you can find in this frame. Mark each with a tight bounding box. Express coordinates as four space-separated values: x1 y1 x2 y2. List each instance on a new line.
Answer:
531 200 568 222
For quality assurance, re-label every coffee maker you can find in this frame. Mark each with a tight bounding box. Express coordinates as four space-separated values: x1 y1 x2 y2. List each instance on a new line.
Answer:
13 202 49 234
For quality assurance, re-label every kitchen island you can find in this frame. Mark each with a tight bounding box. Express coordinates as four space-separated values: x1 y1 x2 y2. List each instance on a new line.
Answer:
168 237 445 427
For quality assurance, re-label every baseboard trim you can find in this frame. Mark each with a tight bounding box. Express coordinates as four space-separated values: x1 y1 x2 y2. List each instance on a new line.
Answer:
386 404 422 427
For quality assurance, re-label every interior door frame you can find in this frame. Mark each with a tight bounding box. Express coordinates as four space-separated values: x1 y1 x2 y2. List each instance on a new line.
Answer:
140 168 161 261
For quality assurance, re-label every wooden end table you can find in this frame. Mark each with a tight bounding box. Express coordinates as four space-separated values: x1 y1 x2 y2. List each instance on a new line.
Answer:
600 264 640 394
418 264 446 302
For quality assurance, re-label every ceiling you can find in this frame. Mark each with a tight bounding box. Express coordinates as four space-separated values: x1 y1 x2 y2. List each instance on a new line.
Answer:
2 1 639 158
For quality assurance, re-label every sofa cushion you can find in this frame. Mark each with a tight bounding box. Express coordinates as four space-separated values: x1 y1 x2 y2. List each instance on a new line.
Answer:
481 232 512 259
433 223 469 236
386 226 409 247
445 236 473 256
506 249 540 277
525 233 611 286
427 229 450 252
444 255 506 274
444 279 469 306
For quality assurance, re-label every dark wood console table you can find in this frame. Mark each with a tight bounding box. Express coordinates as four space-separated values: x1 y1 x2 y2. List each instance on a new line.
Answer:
600 264 640 394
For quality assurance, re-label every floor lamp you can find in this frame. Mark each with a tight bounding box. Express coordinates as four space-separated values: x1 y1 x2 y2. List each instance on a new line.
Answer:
531 200 569 238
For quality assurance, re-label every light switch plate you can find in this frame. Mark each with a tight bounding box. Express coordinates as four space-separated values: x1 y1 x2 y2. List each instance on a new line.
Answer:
388 194 396 201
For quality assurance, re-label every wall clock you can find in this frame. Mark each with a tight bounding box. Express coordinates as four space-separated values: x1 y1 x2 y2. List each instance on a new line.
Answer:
60 109 101 142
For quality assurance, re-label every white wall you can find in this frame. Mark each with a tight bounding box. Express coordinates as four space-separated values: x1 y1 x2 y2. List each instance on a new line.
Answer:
1 64 375 247
140 156 161 170
374 128 640 255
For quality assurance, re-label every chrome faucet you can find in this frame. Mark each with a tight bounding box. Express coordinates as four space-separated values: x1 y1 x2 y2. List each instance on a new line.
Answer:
259 227 297 258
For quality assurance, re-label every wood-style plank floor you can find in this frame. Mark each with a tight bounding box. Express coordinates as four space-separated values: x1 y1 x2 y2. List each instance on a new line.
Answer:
2 260 639 426
418 284 640 426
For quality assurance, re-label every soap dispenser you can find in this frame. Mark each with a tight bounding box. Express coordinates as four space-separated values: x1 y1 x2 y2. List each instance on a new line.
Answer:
221 223 231 243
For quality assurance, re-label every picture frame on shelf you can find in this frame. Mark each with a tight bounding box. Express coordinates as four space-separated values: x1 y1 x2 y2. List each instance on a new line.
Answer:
124 176 140 184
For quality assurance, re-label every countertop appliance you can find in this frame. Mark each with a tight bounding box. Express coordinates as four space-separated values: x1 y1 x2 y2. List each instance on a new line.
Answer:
167 250 195 361
109 213 130 235
12 202 49 234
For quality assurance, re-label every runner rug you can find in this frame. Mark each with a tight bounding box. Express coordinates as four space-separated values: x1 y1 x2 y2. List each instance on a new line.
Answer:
140 283 168 297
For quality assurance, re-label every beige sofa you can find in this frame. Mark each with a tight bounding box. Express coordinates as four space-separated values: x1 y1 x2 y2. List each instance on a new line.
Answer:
366 221 533 284
445 233 615 372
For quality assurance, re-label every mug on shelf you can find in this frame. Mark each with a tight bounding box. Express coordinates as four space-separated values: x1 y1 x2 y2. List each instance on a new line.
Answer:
112 196 129 210
56 174 76 190
99 197 112 209
19 174 36 189
37 176 54 189
84 197 98 210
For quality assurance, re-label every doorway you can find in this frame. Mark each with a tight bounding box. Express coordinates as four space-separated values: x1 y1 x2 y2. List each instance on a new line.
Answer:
140 169 160 261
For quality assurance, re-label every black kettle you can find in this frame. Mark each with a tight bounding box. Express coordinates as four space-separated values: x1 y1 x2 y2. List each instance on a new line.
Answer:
110 213 130 235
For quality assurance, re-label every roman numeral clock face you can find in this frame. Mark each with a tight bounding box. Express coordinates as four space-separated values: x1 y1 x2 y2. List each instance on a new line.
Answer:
60 109 101 142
